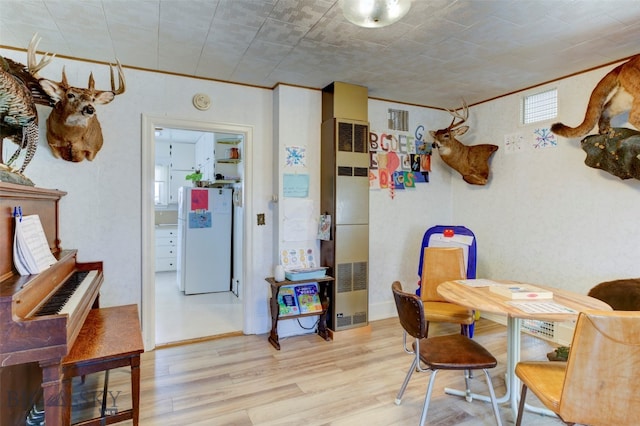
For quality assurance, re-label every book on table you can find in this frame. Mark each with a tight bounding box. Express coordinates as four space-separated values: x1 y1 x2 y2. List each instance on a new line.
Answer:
295 283 323 314
489 283 553 299
277 285 299 316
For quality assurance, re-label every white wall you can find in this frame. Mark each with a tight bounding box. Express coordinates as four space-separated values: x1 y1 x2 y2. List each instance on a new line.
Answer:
1 48 274 334
367 100 453 319
453 61 640 294
272 85 323 337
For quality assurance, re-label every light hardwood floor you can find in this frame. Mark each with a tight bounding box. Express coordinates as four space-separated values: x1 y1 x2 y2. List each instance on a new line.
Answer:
70 318 567 425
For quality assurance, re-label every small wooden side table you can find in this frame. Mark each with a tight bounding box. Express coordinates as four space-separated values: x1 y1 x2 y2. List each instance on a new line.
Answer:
265 276 334 350
61 304 144 425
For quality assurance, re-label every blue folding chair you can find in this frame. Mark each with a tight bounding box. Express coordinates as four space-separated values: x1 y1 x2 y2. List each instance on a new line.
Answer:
417 225 478 337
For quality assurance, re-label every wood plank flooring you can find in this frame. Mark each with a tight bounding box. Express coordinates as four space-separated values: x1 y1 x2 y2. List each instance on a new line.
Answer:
70 317 567 425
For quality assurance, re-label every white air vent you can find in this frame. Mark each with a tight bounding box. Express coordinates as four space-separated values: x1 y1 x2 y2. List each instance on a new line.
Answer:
388 108 409 131
522 319 555 340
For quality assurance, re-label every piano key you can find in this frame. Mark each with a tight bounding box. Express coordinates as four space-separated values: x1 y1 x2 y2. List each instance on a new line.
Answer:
59 270 98 317
33 270 97 317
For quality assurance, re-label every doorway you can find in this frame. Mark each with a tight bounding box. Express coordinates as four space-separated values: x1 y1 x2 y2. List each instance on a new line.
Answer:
141 115 252 350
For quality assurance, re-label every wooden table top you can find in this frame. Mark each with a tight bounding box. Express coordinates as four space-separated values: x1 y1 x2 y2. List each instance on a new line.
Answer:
437 280 612 321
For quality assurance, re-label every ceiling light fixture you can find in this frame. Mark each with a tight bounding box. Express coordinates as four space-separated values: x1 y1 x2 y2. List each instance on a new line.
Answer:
341 0 412 28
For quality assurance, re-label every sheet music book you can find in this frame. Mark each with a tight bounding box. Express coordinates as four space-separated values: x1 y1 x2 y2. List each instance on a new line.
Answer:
13 214 57 275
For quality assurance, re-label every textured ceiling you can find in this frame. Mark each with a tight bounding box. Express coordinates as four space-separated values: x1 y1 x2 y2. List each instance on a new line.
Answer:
2 0 640 109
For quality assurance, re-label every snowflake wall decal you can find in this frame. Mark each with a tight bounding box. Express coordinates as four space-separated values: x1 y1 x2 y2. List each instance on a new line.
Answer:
533 128 557 149
285 146 306 166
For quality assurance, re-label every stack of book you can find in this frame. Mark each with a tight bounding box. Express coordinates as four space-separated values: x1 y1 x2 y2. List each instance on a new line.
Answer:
277 282 323 316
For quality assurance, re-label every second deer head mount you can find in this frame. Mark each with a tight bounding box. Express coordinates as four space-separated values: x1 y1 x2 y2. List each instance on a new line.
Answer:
430 99 498 185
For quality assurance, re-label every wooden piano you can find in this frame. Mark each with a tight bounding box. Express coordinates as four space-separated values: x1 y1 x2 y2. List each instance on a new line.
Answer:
0 182 104 425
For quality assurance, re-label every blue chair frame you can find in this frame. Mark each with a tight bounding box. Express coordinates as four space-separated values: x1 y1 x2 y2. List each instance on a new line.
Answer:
417 225 478 336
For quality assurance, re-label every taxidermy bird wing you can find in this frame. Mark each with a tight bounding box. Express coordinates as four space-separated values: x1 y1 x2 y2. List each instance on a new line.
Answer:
0 35 54 176
0 56 40 173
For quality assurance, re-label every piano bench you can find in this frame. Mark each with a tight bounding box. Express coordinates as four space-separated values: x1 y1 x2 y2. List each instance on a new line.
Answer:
61 304 144 426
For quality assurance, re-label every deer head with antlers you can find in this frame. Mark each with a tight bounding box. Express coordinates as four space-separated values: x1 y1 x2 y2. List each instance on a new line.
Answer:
39 60 125 162
429 100 498 185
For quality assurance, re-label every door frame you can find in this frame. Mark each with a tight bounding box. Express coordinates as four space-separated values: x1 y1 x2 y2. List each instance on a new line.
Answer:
141 114 253 351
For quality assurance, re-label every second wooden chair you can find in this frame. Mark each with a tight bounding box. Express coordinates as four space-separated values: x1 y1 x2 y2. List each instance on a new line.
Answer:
420 247 475 337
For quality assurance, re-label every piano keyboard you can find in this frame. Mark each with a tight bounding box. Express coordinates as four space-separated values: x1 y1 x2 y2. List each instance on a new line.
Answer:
34 270 98 317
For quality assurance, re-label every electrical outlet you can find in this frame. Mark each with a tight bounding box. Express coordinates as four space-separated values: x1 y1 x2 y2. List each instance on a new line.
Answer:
257 213 265 226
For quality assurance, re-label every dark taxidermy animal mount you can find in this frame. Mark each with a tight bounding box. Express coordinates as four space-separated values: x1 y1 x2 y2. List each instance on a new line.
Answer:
0 34 54 184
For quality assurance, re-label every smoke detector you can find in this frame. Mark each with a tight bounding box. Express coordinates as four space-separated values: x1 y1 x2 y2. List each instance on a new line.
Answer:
192 93 211 111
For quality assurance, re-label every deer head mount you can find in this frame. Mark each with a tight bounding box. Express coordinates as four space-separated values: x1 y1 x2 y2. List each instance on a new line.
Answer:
39 60 125 162
430 100 498 185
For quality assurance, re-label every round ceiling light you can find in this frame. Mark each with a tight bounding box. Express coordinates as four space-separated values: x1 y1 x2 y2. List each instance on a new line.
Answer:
341 0 412 28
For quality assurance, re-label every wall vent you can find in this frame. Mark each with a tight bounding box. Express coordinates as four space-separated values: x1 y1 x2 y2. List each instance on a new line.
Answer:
352 261 367 291
337 263 352 292
353 311 367 325
388 108 409 131
337 315 352 328
522 319 555 340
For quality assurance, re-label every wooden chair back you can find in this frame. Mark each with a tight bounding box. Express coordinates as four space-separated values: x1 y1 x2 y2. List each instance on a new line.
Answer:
391 281 427 340
420 247 466 302
559 310 640 425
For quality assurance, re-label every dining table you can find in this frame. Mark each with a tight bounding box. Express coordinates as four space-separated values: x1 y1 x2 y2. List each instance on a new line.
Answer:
437 279 612 419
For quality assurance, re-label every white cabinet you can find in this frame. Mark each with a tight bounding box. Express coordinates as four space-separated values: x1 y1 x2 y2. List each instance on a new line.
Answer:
155 227 178 271
169 170 191 204
195 134 215 182
171 143 195 171
156 140 171 165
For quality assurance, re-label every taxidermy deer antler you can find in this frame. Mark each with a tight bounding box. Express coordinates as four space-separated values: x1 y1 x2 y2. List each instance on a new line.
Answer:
429 99 498 185
39 60 126 162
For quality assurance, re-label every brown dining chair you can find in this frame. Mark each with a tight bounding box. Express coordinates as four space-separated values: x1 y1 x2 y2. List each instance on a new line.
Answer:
420 247 475 337
392 281 503 426
515 310 640 426
588 278 640 310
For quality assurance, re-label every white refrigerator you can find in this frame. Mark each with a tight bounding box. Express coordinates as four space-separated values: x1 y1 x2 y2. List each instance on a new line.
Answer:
177 186 232 294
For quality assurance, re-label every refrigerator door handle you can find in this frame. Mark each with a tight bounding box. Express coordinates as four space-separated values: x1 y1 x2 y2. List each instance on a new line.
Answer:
233 188 243 207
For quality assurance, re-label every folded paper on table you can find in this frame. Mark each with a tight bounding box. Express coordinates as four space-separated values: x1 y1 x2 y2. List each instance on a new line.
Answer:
507 301 577 314
456 279 497 287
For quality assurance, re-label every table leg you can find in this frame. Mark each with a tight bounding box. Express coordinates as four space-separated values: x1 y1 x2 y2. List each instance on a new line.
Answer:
508 317 521 417
317 282 330 341
268 286 281 350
